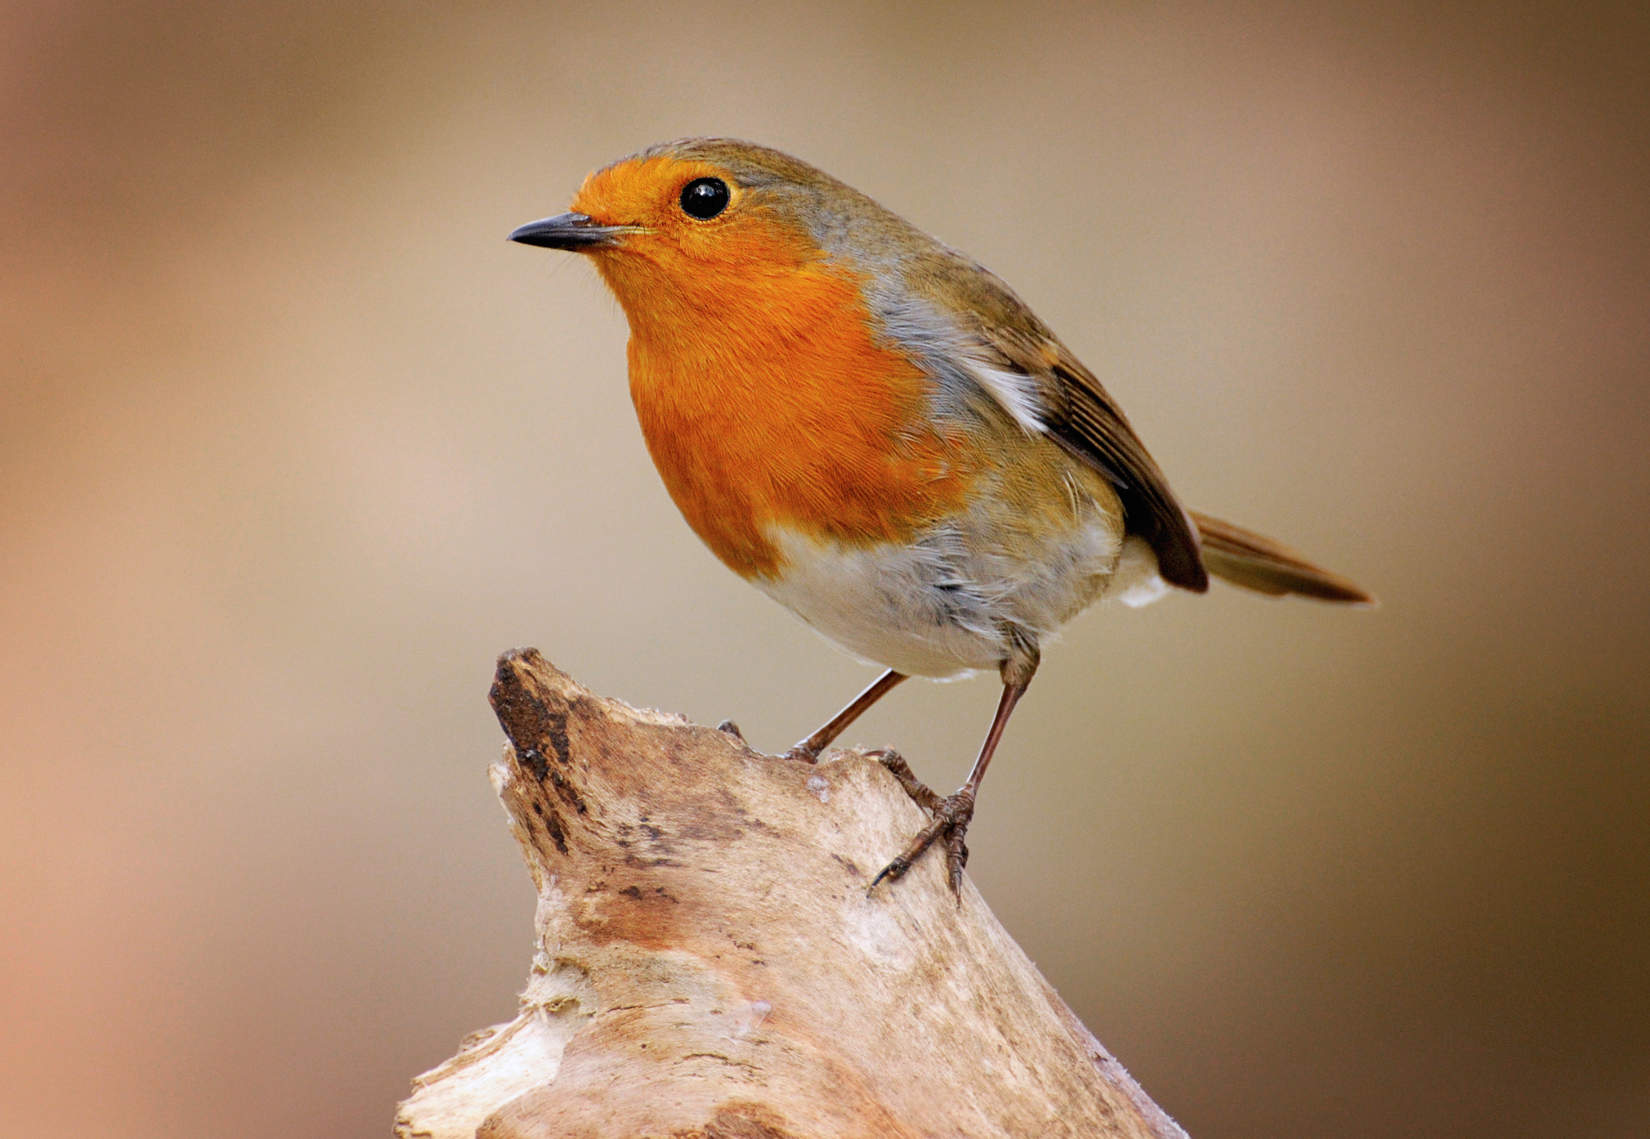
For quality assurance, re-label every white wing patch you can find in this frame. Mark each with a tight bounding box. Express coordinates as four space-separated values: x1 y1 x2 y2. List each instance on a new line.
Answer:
957 351 1047 435
867 289 1048 435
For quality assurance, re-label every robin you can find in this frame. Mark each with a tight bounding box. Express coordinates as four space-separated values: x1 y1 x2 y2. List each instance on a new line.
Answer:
510 138 1370 895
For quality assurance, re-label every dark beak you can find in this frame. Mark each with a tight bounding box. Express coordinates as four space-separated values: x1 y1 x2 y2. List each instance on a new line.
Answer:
508 212 630 251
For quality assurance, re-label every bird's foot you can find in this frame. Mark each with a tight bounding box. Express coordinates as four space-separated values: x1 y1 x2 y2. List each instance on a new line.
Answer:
867 749 973 898
866 748 944 811
779 741 821 765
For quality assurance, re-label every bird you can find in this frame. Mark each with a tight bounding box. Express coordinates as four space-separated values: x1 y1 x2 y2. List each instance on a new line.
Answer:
509 138 1371 895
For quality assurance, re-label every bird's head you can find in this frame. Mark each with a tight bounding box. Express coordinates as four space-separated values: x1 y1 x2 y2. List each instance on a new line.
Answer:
510 138 913 334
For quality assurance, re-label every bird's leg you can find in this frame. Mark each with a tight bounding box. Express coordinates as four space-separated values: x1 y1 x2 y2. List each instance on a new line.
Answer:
872 644 1038 897
782 669 906 764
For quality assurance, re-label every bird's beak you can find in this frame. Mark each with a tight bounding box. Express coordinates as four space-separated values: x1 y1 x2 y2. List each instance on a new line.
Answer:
508 212 632 251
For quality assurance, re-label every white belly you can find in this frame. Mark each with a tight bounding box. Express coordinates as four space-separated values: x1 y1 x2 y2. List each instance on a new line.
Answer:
756 511 1165 678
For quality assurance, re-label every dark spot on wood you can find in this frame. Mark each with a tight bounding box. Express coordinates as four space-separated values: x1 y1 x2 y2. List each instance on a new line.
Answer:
619 885 642 899
543 808 567 854
543 706 571 766
568 693 603 720
549 768 588 814
621 853 682 869
830 852 863 878
703 1102 803 1139
488 655 572 780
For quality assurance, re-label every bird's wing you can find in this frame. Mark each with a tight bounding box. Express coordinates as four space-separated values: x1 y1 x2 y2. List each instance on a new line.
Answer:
882 249 1207 590
971 322 1208 591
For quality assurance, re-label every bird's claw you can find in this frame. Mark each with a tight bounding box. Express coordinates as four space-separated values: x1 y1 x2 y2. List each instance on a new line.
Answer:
866 748 945 812
868 760 976 899
779 742 821 765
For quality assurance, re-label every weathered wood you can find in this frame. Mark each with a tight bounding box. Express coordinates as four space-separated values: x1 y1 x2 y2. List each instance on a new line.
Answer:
397 649 1187 1139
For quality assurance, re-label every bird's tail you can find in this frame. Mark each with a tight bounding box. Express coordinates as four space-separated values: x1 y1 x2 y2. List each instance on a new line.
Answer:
1190 511 1373 604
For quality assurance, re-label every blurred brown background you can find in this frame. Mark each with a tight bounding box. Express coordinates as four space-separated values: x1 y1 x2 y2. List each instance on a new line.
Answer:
4 2 1647 1136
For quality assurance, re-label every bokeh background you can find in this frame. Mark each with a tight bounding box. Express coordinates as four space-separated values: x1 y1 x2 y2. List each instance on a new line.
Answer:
5 2 1647 1136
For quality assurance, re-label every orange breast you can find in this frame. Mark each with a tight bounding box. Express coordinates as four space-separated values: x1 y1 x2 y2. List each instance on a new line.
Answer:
614 258 976 579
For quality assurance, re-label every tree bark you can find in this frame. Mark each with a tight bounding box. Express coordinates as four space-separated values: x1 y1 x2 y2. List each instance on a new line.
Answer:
396 649 1187 1139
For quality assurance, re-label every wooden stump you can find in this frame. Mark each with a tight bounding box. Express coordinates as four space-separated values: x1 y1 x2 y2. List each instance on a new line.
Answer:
396 649 1187 1139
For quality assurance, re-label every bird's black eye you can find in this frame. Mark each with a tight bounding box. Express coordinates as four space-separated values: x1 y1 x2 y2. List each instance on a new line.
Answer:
679 177 730 220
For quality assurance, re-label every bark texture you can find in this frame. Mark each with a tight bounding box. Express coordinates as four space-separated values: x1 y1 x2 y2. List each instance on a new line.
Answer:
397 649 1187 1139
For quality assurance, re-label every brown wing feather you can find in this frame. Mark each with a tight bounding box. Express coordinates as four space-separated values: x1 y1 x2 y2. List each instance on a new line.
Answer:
903 248 1206 591
980 326 1209 592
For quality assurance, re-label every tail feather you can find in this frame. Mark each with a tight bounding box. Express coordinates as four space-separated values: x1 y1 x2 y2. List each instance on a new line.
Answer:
1190 511 1374 605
